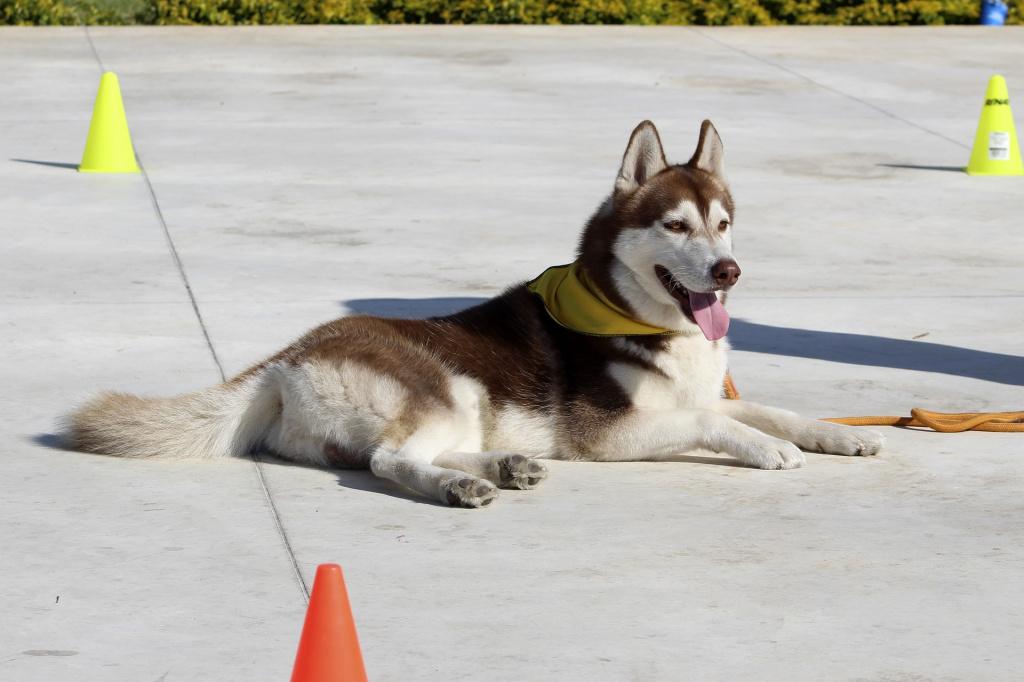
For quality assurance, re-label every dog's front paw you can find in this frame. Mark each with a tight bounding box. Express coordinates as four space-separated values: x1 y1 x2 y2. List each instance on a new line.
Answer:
737 437 806 470
800 423 884 457
442 477 499 508
497 454 548 490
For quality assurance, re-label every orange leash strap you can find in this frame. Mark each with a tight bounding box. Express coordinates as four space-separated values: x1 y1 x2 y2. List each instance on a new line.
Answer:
723 373 741 401
723 374 1024 433
824 410 1024 433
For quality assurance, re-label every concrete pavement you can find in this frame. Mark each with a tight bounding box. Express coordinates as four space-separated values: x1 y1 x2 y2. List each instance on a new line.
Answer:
2 26 1023 681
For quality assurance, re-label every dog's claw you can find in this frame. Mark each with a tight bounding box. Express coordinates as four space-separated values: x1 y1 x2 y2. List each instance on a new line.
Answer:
740 437 806 470
443 477 499 508
800 424 884 457
498 454 548 490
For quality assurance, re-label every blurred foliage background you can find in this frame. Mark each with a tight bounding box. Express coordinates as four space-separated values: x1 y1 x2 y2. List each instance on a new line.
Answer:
2 0 1021 25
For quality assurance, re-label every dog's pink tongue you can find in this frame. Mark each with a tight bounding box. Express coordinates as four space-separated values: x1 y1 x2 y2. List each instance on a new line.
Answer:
688 291 729 340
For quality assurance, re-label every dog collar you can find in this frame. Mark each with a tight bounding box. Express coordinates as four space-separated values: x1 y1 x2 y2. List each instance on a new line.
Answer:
527 262 673 337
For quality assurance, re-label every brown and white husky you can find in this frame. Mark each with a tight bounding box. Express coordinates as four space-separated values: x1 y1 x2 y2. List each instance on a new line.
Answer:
66 120 883 507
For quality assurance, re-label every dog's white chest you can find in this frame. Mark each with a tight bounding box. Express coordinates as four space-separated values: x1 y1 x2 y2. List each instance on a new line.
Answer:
607 335 727 411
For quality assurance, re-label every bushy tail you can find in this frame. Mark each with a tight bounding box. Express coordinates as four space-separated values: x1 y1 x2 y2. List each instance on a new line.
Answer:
64 372 279 460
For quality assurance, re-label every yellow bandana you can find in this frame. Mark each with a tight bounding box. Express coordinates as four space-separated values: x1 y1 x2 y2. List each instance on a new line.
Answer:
527 262 672 337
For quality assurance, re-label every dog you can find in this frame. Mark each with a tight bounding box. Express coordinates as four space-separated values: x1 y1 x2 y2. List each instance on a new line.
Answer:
66 120 883 507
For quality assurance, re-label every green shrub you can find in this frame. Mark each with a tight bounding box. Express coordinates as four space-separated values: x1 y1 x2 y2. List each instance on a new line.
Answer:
148 0 1022 25
150 0 292 23
1 0 143 23
3 0 95 23
2 0 1021 25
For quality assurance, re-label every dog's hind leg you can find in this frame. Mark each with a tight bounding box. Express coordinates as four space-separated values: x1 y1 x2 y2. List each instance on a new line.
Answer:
371 446 498 507
716 400 884 457
369 420 500 508
433 452 548 490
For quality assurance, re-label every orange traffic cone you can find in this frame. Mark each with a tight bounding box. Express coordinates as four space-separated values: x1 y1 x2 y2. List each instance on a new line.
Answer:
291 564 368 682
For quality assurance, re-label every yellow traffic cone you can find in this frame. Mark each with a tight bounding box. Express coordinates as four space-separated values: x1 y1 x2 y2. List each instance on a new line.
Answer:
967 75 1024 176
79 72 140 174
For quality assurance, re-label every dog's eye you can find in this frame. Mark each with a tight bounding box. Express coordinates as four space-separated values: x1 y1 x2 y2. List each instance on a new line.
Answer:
718 220 730 232
663 220 689 233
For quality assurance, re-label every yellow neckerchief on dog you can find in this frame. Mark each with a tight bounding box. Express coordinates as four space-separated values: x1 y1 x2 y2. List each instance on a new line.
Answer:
527 262 673 336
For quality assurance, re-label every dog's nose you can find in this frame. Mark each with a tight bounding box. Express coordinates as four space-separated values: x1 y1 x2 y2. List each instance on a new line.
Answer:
711 259 741 287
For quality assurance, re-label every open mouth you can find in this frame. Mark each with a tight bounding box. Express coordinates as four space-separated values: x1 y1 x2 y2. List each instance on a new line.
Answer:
655 265 696 320
654 265 730 341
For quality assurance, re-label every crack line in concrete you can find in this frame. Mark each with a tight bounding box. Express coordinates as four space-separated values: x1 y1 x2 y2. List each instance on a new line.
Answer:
250 455 312 603
82 28 311 604
688 28 970 151
83 26 106 72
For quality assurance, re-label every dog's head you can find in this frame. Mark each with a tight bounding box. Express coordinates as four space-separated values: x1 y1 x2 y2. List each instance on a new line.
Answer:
579 120 738 340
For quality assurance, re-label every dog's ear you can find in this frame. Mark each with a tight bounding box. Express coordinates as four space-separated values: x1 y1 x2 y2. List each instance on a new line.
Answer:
688 119 725 177
615 121 668 194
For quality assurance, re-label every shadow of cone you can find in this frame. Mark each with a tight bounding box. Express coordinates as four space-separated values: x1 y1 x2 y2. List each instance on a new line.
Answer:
291 564 368 682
